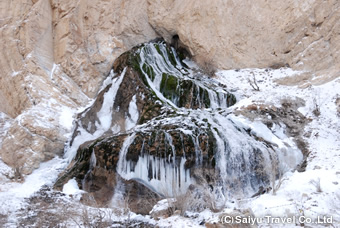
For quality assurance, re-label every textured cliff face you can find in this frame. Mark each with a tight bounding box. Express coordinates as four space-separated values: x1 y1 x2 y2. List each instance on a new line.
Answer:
148 0 340 84
0 0 339 174
0 0 157 174
51 0 158 97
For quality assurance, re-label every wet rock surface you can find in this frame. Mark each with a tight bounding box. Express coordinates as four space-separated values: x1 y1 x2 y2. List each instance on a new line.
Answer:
57 41 304 214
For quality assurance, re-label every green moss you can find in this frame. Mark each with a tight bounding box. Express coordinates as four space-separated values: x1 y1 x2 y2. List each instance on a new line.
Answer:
125 41 237 110
160 74 178 100
166 47 178 67
178 80 193 107
128 52 141 72
177 51 186 62
142 64 155 81
154 43 162 55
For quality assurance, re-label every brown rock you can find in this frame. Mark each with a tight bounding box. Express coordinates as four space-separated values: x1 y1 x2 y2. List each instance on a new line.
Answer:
51 0 158 97
0 0 158 174
148 0 340 83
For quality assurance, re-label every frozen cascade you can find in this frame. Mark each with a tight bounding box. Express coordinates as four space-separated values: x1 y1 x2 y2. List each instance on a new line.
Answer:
116 133 137 176
118 154 192 196
137 42 236 109
139 42 183 91
125 95 139 130
192 135 203 164
60 41 303 201
64 67 126 162
114 107 302 197
82 149 97 190
164 132 176 163
116 132 192 196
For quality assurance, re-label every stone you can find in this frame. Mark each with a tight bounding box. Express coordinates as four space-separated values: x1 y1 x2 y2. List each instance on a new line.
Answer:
55 41 304 216
148 0 340 84
0 0 157 175
51 0 158 98
150 199 173 219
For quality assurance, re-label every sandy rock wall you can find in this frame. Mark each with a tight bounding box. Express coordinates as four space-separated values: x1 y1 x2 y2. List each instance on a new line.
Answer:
0 0 32 118
51 0 157 97
0 0 156 175
148 0 340 84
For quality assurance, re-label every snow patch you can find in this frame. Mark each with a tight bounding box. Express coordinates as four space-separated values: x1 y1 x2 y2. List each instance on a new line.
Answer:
64 68 126 162
125 95 139 130
11 71 21 77
216 68 340 225
59 107 76 133
96 67 126 132
62 178 84 199
0 157 67 217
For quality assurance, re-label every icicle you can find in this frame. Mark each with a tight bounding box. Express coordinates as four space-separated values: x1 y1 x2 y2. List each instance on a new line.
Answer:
164 132 176 164
117 131 193 197
117 133 136 176
90 150 97 169
70 41 305 200
207 90 219 109
82 149 97 191
211 127 227 177
192 135 203 164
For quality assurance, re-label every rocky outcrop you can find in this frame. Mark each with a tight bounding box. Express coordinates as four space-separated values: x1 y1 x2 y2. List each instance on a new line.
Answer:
148 0 340 84
54 42 238 210
0 0 157 174
55 42 303 215
51 0 158 97
0 0 83 174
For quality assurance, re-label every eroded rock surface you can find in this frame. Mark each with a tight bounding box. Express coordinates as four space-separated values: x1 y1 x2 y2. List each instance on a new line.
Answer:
56 42 303 214
0 0 157 174
148 0 340 84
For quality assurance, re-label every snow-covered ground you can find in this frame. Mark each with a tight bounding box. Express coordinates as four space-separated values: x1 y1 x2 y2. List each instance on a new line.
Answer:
215 68 340 227
0 157 68 226
0 67 339 227
145 68 340 227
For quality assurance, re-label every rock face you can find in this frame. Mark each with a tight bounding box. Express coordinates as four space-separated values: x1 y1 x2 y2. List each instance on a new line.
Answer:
0 0 157 174
1 0 339 175
51 0 158 97
148 0 340 84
